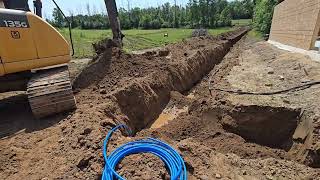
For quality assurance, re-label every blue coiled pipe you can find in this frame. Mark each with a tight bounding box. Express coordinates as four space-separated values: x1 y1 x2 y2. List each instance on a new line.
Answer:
102 124 187 180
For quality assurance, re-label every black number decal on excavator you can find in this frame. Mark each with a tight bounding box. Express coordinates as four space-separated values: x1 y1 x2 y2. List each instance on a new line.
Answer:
3 20 28 28
0 12 30 28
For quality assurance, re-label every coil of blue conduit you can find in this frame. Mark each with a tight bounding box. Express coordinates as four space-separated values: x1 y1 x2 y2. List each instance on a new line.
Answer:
102 124 187 180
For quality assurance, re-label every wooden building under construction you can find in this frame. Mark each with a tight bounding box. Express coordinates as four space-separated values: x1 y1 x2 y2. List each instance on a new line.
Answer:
269 0 320 50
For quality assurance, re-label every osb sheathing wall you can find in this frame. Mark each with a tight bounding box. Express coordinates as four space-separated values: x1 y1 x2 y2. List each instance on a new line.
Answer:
269 0 320 50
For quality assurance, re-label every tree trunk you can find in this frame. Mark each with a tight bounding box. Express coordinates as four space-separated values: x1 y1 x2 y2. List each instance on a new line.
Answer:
104 0 124 47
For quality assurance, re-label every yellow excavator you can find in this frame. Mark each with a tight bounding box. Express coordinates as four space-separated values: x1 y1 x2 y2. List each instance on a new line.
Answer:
0 0 124 118
0 0 123 119
0 0 76 118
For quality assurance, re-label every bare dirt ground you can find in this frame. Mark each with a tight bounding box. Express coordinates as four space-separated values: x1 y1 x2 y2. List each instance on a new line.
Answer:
1 29 320 180
69 58 92 80
140 36 320 179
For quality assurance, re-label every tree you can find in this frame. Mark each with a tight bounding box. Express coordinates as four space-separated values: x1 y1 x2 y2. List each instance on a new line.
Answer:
208 0 218 28
219 5 232 27
52 8 64 28
189 0 200 28
199 0 207 27
140 14 152 29
243 0 254 19
130 8 141 28
253 0 277 34
119 8 131 30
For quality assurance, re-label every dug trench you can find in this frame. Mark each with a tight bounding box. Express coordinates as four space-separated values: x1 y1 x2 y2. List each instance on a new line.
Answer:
104 29 249 132
73 27 318 179
1 28 319 179
106 33 319 178
131 34 320 179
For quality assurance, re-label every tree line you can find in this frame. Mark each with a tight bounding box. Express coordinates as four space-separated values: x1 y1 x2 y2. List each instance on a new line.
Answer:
50 0 254 30
253 0 278 34
49 0 278 34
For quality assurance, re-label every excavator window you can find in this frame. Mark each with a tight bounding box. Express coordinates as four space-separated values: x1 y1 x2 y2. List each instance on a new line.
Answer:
0 0 4 8
3 0 30 11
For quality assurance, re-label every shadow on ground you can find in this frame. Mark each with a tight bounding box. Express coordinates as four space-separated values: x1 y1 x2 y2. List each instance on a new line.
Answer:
0 94 68 139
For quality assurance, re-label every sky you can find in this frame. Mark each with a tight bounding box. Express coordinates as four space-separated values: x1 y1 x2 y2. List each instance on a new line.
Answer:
29 0 190 19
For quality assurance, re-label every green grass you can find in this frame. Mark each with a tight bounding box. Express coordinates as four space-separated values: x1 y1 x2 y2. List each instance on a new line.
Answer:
208 27 233 35
248 29 264 40
232 19 252 26
59 29 111 58
60 28 232 58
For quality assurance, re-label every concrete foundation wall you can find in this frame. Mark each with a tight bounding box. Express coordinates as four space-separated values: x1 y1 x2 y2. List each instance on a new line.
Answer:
269 0 320 50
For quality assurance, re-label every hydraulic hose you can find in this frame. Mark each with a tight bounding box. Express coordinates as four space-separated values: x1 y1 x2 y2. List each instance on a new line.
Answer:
102 124 187 180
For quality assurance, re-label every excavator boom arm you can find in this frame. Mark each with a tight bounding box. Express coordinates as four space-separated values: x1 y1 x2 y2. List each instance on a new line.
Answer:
104 0 124 46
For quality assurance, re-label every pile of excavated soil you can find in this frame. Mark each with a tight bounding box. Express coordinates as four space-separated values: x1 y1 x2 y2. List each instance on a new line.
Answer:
2 28 319 180
71 28 248 131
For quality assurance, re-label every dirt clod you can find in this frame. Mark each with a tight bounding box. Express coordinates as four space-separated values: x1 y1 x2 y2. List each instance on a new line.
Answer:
99 89 107 94
82 128 92 135
215 173 222 179
77 153 94 170
158 49 170 57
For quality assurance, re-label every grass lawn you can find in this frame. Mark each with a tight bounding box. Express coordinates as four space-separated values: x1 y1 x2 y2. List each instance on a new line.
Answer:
59 27 232 58
232 19 252 26
248 29 264 40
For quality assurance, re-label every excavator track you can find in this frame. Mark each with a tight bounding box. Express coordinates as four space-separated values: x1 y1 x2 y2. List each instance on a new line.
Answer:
27 66 76 119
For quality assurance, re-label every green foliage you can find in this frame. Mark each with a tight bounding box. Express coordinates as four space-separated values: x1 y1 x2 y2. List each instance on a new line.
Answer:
50 1 254 30
219 5 232 27
77 14 109 29
253 0 278 34
230 0 254 19
248 29 264 40
187 0 245 28
52 8 64 28
139 14 152 29
119 8 131 30
170 0 253 28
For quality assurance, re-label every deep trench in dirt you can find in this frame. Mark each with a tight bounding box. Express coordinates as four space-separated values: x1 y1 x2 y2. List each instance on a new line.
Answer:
108 31 318 172
118 36 297 145
87 29 317 171
111 30 249 132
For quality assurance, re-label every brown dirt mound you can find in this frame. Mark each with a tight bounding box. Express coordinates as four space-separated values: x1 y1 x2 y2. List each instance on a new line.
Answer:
73 27 249 131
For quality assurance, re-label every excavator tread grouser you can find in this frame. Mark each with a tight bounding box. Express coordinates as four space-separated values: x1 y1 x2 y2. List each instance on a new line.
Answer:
27 66 75 118
0 0 76 118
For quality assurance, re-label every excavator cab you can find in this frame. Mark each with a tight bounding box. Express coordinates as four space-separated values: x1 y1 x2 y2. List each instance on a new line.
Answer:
3 0 30 11
3 0 42 17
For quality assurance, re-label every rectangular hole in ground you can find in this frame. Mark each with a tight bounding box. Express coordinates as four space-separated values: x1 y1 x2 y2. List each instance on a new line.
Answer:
221 105 301 150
